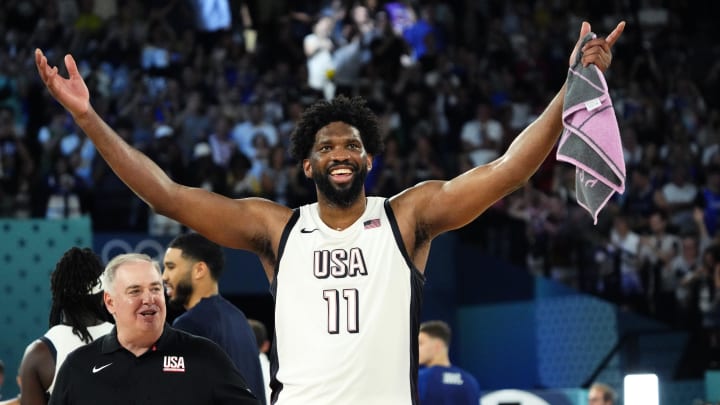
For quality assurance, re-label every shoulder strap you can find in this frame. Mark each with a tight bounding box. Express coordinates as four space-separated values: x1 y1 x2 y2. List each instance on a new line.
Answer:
39 336 57 363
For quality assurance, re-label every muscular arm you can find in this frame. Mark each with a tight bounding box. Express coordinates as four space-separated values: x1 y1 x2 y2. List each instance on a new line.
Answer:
391 21 625 267
18 340 54 405
35 50 292 276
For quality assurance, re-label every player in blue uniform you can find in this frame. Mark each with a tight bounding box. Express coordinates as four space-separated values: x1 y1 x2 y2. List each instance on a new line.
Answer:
418 320 480 404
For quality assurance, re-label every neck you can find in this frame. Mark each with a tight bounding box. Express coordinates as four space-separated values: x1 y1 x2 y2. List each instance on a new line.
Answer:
186 283 219 310
117 328 162 357
426 354 451 367
317 194 367 231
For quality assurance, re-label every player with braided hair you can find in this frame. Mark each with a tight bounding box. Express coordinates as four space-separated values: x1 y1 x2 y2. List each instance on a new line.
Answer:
47 248 112 343
17 247 113 404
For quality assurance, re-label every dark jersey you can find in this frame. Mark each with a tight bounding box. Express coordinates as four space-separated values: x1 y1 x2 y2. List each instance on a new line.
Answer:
173 295 266 404
49 325 259 405
417 365 481 405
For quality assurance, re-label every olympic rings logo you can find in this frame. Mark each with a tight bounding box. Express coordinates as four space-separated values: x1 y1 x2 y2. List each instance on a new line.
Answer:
100 238 167 264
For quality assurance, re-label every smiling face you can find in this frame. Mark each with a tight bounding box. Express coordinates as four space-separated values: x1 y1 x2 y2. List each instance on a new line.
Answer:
303 121 372 207
104 260 166 342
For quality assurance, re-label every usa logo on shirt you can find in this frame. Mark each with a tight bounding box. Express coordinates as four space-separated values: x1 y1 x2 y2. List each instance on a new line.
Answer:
163 356 185 372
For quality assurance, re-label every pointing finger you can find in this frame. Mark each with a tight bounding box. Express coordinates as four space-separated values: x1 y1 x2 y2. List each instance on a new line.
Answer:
605 21 626 47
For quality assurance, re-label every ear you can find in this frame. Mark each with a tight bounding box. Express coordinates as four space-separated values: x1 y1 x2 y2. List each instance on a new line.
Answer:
104 291 115 315
302 159 312 178
193 261 208 280
366 154 373 171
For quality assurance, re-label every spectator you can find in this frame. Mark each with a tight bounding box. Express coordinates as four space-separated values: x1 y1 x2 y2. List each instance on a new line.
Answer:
43 155 87 219
303 15 336 100
638 210 681 315
405 133 445 185
207 114 239 169
605 214 644 311
146 124 185 236
661 234 701 326
0 106 34 217
460 103 504 167
260 145 291 205
231 102 278 162
188 0 232 55
678 243 720 373
369 135 407 197
186 142 226 194
225 150 261 199
698 165 720 239
620 165 658 232
654 164 699 233
172 90 211 162
90 117 143 231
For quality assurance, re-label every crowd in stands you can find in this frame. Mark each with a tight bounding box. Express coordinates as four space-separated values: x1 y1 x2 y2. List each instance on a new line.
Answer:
1 0 720 367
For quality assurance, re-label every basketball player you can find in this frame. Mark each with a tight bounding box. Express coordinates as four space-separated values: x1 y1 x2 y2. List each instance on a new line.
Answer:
162 232 266 404
418 320 481 404
17 247 114 405
35 21 625 404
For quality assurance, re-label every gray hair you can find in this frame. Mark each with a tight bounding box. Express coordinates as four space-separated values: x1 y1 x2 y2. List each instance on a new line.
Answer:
102 253 162 294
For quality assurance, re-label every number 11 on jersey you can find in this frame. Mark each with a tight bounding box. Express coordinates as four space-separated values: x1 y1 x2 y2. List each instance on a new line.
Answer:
323 288 359 334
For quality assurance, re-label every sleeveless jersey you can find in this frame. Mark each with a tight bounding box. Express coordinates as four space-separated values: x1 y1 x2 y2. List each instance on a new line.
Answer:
271 197 424 404
42 322 114 394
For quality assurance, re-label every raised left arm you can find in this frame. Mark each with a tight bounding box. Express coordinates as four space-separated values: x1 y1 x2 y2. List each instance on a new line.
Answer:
396 21 626 238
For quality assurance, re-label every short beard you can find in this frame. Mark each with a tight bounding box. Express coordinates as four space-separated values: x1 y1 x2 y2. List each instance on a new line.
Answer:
169 279 193 310
313 164 367 207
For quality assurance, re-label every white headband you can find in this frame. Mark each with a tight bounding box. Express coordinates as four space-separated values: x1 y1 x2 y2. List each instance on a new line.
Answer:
87 278 104 295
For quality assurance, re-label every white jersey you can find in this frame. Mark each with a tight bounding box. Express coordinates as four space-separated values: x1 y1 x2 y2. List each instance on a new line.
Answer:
272 197 424 405
42 322 114 393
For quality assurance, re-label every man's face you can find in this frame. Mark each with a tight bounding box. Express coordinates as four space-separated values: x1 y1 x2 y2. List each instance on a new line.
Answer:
162 247 194 309
305 122 371 207
418 332 438 366
105 260 166 336
588 387 608 405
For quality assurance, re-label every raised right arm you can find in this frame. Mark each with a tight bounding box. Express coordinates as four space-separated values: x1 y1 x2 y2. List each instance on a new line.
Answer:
34 50 292 259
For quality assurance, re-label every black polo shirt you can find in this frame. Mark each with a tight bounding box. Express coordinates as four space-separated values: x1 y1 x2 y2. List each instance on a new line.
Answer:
49 324 259 405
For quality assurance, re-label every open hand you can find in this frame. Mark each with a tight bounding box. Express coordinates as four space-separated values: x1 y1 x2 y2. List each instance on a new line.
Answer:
569 21 625 73
35 49 91 118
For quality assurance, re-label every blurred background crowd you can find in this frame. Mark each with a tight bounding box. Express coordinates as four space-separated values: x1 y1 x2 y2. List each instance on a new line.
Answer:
1 0 720 368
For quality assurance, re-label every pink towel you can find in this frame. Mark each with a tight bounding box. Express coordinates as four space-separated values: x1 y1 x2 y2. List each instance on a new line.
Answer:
556 33 625 224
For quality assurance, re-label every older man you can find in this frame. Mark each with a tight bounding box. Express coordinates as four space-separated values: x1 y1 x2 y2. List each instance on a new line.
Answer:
49 253 259 405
